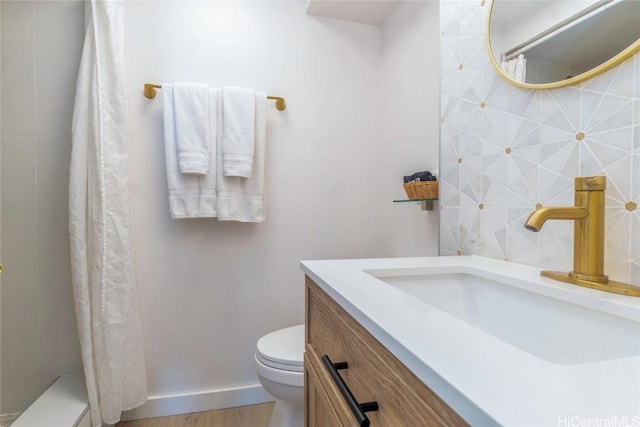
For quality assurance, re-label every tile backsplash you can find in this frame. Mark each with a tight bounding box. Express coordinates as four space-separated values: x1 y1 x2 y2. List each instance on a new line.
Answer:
439 0 639 284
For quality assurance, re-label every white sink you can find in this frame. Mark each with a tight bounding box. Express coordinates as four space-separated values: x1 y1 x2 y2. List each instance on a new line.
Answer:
367 269 640 365
301 256 640 425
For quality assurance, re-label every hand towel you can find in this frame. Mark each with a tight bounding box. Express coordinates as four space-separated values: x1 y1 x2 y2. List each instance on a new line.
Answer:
222 87 256 177
216 93 266 222
163 84 218 218
174 82 210 175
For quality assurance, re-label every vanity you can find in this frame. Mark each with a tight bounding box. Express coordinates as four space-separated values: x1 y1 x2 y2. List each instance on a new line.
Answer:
304 276 466 426
301 256 640 426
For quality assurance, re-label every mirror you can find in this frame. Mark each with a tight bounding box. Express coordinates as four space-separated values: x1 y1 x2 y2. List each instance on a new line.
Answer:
487 0 640 88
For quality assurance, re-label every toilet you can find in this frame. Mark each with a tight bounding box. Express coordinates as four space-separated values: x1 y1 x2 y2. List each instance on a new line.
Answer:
255 324 305 427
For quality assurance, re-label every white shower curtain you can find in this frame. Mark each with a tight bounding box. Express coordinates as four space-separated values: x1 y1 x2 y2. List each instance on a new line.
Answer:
70 1 147 425
500 53 527 83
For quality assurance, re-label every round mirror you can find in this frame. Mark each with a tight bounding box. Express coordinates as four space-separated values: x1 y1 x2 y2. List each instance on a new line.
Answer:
487 0 640 89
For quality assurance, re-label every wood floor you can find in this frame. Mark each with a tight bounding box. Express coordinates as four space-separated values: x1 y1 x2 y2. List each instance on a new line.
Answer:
116 403 274 427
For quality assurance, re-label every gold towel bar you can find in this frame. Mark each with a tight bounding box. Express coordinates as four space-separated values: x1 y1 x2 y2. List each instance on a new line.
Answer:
143 83 286 111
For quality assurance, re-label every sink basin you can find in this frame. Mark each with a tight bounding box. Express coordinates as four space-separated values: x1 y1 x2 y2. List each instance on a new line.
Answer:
303 256 640 425
367 270 640 365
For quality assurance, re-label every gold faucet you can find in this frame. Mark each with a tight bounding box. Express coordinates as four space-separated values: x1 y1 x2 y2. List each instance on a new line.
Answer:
524 176 640 296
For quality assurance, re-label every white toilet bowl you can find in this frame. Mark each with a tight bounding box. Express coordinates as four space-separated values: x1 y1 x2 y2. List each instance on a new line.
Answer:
255 324 305 427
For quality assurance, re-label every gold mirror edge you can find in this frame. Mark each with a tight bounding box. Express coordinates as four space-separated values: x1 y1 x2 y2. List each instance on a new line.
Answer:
485 0 640 90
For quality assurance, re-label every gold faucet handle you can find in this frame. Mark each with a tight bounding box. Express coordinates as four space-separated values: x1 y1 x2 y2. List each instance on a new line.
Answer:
575 176 606 191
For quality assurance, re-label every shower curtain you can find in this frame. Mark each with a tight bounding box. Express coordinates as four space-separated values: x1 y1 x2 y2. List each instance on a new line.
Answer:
70 1 147 425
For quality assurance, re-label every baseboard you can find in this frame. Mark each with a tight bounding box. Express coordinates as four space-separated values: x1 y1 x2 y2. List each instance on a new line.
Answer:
120 384 275 421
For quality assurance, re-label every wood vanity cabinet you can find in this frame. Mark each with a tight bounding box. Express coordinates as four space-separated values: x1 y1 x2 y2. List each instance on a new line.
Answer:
304 276 468 427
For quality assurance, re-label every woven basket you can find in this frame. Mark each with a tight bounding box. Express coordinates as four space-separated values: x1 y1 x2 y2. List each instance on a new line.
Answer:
403 181 438 200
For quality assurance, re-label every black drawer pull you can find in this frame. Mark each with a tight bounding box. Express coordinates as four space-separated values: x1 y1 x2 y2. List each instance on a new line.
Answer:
321 355 379 427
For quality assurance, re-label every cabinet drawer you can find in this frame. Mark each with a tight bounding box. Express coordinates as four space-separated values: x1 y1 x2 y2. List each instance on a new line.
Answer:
305 350 348 427
305 276 467 427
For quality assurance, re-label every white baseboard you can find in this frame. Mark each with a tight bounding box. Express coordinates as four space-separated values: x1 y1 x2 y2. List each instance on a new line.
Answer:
120 384 275 421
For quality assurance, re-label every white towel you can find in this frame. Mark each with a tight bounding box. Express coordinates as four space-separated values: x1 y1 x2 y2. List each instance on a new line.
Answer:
216 93 266 222
222 87 256 177
174 82 210 175
163 84 218 218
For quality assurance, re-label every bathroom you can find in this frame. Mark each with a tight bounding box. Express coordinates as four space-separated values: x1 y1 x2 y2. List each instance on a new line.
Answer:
1 0 638 426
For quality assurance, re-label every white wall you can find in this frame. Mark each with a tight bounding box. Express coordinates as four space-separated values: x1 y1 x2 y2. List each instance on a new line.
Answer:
123 0 441 415
380 1 440 256
0 0 84 415
125 0 385 404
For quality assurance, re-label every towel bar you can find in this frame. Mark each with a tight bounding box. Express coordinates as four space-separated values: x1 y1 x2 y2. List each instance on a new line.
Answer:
143 83 286 111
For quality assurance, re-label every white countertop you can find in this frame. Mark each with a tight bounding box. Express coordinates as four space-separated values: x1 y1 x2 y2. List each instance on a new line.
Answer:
300 255 640 426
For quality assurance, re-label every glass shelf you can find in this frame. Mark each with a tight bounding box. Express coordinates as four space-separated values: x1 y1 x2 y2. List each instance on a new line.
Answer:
393 198 438 211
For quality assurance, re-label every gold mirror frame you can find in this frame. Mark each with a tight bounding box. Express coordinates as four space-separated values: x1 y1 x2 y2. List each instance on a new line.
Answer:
486 0 640 89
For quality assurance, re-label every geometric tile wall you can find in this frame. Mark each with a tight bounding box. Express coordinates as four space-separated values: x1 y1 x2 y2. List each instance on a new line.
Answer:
439 0 640 285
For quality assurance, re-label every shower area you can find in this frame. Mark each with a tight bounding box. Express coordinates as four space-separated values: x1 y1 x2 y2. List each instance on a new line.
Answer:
1 1 86 425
